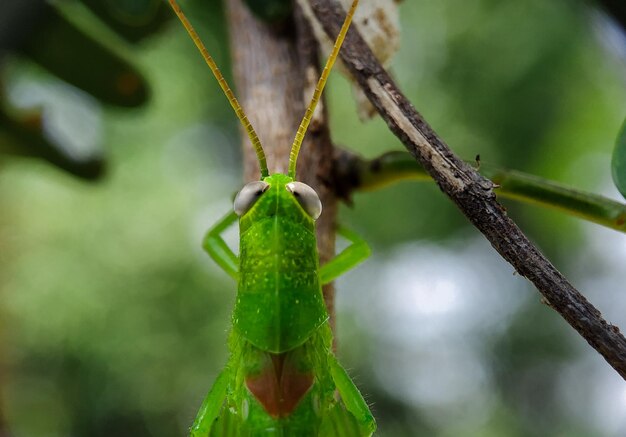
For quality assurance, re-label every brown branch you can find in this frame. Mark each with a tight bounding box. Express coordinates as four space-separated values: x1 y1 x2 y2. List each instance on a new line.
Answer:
226 0 338 329
311 0 626 378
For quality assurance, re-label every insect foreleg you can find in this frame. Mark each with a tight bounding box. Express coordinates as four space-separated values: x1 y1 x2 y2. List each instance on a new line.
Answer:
319 226 370 285
189 368 229 437
203 211 239 280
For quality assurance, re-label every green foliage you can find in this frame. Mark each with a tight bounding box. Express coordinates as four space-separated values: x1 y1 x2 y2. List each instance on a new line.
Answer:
611 118 626 199
243 0 293 24
0 0 166 181
80 0 171 42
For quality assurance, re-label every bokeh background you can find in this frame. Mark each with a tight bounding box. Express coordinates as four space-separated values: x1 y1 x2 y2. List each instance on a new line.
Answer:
1 0 626 436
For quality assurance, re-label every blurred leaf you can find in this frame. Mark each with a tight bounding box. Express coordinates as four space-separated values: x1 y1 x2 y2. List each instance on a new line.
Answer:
243 0 293 23
611 118 626 199
80 0 172 43
0 105 105 180
1 0 157 180
0 0 47 55
16 3 149 107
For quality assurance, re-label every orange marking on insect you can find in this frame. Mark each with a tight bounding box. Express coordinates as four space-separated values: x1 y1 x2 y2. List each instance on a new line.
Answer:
245 352 314 418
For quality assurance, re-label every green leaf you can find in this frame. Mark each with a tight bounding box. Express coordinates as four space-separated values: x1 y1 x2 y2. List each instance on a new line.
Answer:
0 106 105 180
611 118 626 200
80 0 172 43
17 3 149 107
243 0 293 23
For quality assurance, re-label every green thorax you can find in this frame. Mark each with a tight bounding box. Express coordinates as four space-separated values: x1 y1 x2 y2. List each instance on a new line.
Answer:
234 173 328 353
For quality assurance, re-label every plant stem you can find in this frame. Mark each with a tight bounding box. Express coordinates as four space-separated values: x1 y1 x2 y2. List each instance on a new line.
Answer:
336 150 626 234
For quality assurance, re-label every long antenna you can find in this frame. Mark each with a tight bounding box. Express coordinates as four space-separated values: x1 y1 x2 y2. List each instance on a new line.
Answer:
288 0 359 179
168 0 269 178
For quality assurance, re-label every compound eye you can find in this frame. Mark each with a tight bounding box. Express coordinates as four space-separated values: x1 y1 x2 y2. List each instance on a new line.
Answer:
286 182 322 220
234 181 270 216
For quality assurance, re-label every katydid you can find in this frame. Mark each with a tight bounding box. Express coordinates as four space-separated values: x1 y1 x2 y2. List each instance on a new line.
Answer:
168 1 375 435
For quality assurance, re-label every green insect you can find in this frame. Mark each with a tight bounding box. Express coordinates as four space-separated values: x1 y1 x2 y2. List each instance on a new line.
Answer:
168 0 375 435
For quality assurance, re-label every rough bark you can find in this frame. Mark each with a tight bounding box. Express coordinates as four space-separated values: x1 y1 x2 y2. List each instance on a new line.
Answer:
310 0 626 379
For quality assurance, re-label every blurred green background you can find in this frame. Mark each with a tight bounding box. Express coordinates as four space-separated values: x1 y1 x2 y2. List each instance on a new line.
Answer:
1 0 626 436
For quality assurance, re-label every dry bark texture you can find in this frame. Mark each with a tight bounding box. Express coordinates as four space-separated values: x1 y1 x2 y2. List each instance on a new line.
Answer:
308 0 626 379
226 0 338 330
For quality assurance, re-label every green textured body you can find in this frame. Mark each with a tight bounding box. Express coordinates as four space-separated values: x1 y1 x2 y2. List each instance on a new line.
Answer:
193 174 375 436
236 174 328 353
212 323 365 436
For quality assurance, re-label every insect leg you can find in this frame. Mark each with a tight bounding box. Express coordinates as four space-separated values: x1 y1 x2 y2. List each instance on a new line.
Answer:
319 226 370 285
189 368 229 437
328 355 376 436
203 210 239 280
